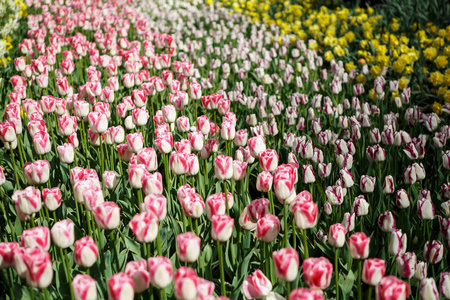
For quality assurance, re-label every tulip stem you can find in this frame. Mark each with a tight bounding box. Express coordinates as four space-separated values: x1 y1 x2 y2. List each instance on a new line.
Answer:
110 231 121 272
9 147 20 188
268 190 274 214
301 230 309 259
99 138 105 189
283 200 288 248
292 218 296 249
286 282 291 300
358 260 362 300
335 248 339 300
217 241 226 296
223 180 230 215
62 248 74 300
367 286 372 300
17 136 25 169
29 287 35 300
86 211 93 240
97 228 108 282
156 229 162 256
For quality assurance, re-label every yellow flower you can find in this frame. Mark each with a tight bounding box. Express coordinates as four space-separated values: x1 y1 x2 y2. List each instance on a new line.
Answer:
432 101 442 115
399 77 410 89
333 45 345 57
324 51 334 61
393 60 405 74
345 62 356 72
430 71 444 86
360 40 369 49
390 21 400 32
368 89 376 100
423 47 438 60
445 90 450 103
20 106 27 119
370 65 381 77
435 56 449 69
438 87 447 98
433 37 445 48
356 74 366 84
404 66 413 75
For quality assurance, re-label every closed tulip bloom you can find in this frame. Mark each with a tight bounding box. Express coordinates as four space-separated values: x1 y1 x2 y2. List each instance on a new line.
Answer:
196 115 210 135
176 232 201 263
348 232 370 259
272 248 300 282
360 175 376 193
188 131 204 152
221 121 236 140
415 261 428 280
325 185 344 206
0 242 19 269
108 273 135 300
440 272 450 299
396 252 417 279
74 236 98 268
239 207 257 231
214 155 233 181
132 108 149 126
318 163 332 178
256 172 273 193
341 212 356 232
181 193 205 218
378 211 396 232
174 267 198 300
382 175 395 194
389 229 407 256
328 223 347 248
87 111 108 134
82 186 104 212
176 116 190 133
376 276 411 300
187 154 199 176
141 172 163 195
290 288 324 300
396 189 411 209
232 160 247 181
58 115 76 136
129 212 159 243
23 160 50 185
243 269 273 299
155 133 173 154
93 201 121 230
169 151 188 175
292 196 318 230
12 186 41 215
235 129 248 147
21 226 51 251
256 214 281 243
57 143 75 164
419 278 439 300
162 105 176 123
274 171 295 203
362 258 385 285
303 257 333 290
0 167 5 187
140 194 167 221
103 171 118 190
72 274 97 300
33 131 51 155
147 256 173 289
128 164 147 189
424 240 444 264
127 132 144 153
417 198 435 220
247 198 270 223
13 247 42 278
211 214 234 242
302 165 316 184
23 251 53 289
353 195 369 216
0 122 16 142
51 219 75 249
248 136 266 158
175 139 192 154
125 260 150 293
339 168 354 188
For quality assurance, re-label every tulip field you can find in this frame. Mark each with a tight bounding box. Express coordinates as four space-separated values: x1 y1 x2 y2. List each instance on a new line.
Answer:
1 0 450 299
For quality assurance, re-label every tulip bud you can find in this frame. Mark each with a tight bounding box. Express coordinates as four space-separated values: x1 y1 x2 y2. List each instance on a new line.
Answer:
389 229 407 256
259 149 279 173
440 272 450 299
348 232 370 259
360 175 376 193
74 236 98 268
93 201 121 230
353 195 369 216
302 165 316 184
417 197 435 220
396 252 417 279
211 214 234 242
362 258 385 286
243 269 273 299
424 240 444 264
291 192 318 230
147 256 173 289
248 136 266 158
51 219 75 249
214 155 233 181
256 214 281 243
23 251 53 288
124 260 150 293
21 226 51 251
272 248 300 282
129 212 159 243
176 232 201 263
0 242 19 269
303 257 333 290
103 171 118 190
108 273 135 300
328 223 347 248
376 276 411 300
378 211 396 232
174 267 198 300
72 274 97 300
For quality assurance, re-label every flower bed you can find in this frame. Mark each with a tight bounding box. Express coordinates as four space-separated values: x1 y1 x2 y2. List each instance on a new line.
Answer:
0 0 449 299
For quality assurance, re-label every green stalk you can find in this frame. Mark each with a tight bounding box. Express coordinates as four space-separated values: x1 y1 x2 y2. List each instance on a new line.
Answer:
358 260 362 300
217 241 226 296
61 248 74 300
283 200 288 248
335 248 339 300
10 147 20 188
99 138 105 189
17 135 25 169
301 229 309 259
286 281 291 300
156 229 162 256
223 180 229 215
268 190 274 214
110 231 120 272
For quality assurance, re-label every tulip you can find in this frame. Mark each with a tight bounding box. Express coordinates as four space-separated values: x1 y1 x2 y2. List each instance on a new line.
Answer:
74 236 98 268
420 278 439 300
348 232 370 259
162 105 176 123
23 251 53 288
292 197 318 230
362 258 385 285
325 185 344 206
181 193 205 219
415 261 428 280
396 252 417 279
302 165 316 184
376 276 410 300
214 155 233 181
360 175 376 193
389 229 407 256
129 212 159 243
303 257 333 290
211 214 234 242
248 136 266 158
51 219 75 249
256 214 281 243
0 242 19 269
328 223 347 248
32 131 51 155
128 164 147 189
103 171 118 190
124 260 150 293
147 256 173 289
318 163 332 178
176 232 201 263
417 197 435 220
72 274 97 300
169 151 188 175
12 186 42 215
93 202 121 230
272 248 299 282
88 111 108 134
108 273 135 300
243 269 273 299
21 226 51 251
424 240 444 264
396 189 411 209
141 172 163 195
239 207 257 231
290 288 324 300
256 172 273 193
57 143 75 164
174 267 198 300
378 211 396 232
247 198 270 223
23 160 50 185
440 272 450 299
127 132 144 153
